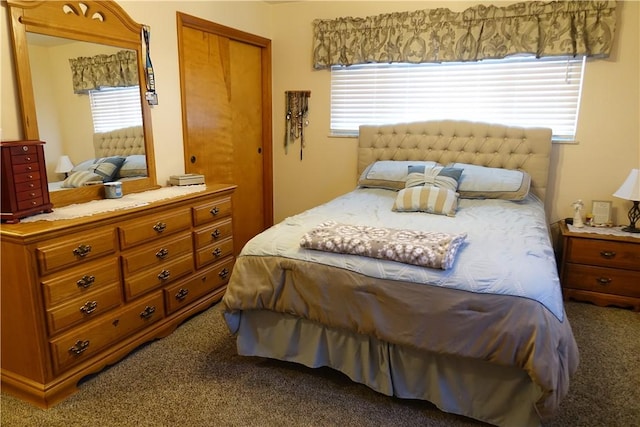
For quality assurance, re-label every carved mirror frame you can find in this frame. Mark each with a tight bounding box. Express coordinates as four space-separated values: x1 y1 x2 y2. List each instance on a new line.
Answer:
7 0 158 207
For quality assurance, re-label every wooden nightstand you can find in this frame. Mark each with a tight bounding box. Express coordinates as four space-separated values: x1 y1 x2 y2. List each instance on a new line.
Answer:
559 220 640 311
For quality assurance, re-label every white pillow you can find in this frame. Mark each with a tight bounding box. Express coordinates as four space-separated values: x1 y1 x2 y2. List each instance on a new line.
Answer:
358 161 440 190
447 163 531 200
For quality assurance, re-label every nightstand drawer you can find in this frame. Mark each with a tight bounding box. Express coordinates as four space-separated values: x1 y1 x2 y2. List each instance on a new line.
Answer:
563 263 640 298
565 238 640 271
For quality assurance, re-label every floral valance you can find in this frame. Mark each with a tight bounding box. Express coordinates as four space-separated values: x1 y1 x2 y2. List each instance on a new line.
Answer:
312 0 617 69
69 50 138 93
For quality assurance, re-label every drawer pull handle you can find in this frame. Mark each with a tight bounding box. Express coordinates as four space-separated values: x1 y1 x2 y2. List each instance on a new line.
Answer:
73 244 92 258
153 222 167 233
156 248 169 259
211 229 221 238
219 268 229 279
596 277 612 286
140 305 156 320
77 275 96 289
175 288 189 301
600 250 616 259
26 156 32 161
69 340 90 355
80 301 98 315
158 269 171 280
212 247 222 257
210 206 220 216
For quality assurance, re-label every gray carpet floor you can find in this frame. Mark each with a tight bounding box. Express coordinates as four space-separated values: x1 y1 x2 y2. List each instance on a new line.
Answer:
1 301 638 427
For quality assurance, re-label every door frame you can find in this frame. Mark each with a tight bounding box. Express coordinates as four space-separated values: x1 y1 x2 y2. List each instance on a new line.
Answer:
176 12 273 227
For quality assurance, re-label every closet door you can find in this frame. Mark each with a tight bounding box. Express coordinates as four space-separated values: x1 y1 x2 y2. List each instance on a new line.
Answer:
178 13 273 255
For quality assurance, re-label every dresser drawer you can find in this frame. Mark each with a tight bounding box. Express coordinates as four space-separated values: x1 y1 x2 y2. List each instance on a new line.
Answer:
50 293 164 375
16 187 43 201
565 238 640 271
164 258 234 314
12 162 40 174
195 238 233 269
17 197 44 211
563 263 640 298
193 218 233 249
9 144 38 156
123 254 194 300
118 207 192 250
15 180 41 192
192 196 232 226
46 285 122 336
121 232 193 276
36 228 117 275
41 257 121 307
14 171 41 183
11 153 39 165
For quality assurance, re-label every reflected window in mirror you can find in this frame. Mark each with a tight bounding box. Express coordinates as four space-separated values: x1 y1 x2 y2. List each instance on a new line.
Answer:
90 86 143 133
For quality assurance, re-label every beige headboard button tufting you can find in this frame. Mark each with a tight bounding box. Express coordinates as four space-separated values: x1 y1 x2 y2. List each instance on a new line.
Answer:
358 120 552 202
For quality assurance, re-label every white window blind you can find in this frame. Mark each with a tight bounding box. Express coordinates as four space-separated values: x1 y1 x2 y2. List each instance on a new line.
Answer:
331 56 585 142
89 86 143 133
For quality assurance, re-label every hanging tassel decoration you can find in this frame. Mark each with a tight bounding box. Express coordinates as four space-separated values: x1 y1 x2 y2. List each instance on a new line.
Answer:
284 91 310 160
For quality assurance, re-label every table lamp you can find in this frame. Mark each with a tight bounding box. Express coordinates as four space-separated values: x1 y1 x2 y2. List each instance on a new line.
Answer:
613 168 640 233
55 155 74 178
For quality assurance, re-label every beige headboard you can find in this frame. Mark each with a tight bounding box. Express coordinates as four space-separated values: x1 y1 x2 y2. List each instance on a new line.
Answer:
358 120 552 201
93 125 145 158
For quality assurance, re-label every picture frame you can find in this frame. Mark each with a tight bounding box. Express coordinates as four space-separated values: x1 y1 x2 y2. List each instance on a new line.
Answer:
591 200 612 225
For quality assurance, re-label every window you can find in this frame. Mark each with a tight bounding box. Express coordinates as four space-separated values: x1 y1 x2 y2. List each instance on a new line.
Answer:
89 86 143 133
330 56 585 142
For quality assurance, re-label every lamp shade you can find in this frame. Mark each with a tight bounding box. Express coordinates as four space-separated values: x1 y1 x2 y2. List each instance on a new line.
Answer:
55 155 74 174
613 169 640 201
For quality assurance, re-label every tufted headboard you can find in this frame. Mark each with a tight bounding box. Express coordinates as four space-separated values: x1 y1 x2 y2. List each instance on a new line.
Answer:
358 120 552 201
93 125 145 158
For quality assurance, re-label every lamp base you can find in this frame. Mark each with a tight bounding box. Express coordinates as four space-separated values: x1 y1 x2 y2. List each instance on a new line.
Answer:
621 201 640 233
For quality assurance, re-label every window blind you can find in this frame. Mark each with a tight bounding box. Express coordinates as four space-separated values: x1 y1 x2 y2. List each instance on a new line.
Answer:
330 56 585 142
89 86 143 133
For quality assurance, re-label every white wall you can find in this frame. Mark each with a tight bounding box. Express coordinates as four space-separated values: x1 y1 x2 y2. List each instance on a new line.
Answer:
2 1 638 226
270 0 640 225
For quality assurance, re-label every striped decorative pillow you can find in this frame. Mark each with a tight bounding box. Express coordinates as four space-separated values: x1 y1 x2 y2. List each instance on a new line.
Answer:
392 185 459 216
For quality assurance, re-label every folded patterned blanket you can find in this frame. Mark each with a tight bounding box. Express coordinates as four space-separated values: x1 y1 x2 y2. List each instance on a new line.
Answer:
300 221 467 270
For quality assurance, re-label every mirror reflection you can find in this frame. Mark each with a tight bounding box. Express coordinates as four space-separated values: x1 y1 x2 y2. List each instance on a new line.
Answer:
27 33 147 191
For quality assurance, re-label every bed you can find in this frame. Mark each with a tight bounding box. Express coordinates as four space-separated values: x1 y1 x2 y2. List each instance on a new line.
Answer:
48 125 148 191
222 120 579 427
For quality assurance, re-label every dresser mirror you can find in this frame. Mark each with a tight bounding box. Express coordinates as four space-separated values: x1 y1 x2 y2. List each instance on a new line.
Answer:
7 0 157 208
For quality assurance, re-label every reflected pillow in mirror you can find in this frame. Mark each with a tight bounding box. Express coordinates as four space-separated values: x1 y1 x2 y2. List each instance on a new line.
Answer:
61 170 103 188
117 155 147 178
88 156 126 182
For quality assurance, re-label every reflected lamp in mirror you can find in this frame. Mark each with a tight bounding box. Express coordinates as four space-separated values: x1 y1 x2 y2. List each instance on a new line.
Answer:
613 168 640 233
55 155 74 178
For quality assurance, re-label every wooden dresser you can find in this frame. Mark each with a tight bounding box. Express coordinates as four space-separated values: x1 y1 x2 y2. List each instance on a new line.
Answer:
1 140 53 223
559 220 640 311
1 185 235 407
